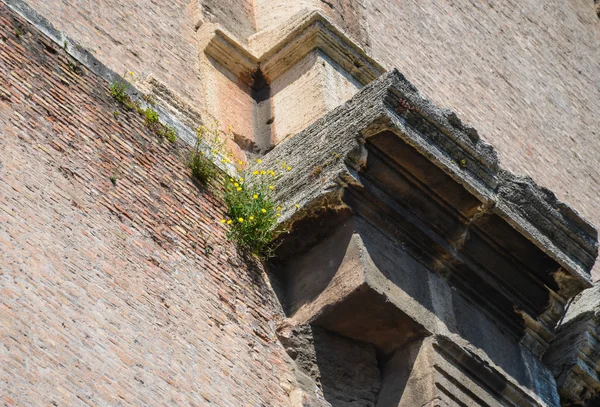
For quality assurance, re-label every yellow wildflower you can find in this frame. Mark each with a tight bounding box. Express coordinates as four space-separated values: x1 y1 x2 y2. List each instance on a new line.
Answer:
221 219 226 223
238 217 244 223
230 178 234 182
286 166 292 171
201 151 205 155
253 194 258 199
253 170 259 175
276 213 281 217
240 178 244 183
295 204 300 209
277 206 281 211
236 187 242 191
234 182 239 187
227 220 232 225
269 185 274 190
249 216 254 221
261 208 267 213
256 159 262 163
260 170 266 175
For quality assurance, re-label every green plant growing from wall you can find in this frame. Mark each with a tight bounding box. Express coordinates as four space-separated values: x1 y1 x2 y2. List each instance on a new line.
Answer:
185 123 287 256
143 108 160 127
109 74 177 143
222 163 284 257
157 125 177 143
188 125 235 184
109 80 134 109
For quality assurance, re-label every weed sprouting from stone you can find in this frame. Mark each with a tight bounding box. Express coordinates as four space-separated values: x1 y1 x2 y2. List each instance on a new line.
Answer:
143 108 159 127
157 124 177 143
109 80 128 103
187 125 225 184
222 162 284 258
109 80 135 111
109 78 177 143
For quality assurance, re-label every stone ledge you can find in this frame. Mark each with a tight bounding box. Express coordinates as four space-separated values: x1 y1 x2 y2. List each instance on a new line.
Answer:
259 69 597 286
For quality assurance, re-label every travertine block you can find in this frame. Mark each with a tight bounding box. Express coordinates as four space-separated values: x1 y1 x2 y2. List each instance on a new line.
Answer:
197 9 383 151
271 51 361 144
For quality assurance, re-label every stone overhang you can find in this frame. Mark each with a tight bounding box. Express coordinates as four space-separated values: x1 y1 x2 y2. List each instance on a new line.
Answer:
256 69 598 406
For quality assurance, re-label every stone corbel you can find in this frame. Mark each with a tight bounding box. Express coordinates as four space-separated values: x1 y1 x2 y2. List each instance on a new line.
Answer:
545 283 600 405
377 336 557 407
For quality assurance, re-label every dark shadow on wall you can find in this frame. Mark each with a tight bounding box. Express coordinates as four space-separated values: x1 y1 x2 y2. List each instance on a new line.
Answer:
313 327 382 407
280 324 426 407
267 208 352 315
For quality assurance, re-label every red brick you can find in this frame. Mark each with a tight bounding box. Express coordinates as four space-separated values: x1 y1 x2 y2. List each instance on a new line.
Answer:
0 5 293 406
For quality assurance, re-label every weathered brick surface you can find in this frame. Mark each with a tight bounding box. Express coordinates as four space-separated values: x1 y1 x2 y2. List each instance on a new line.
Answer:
17 0 206 111
364 0 600 276
201 0 255 42
0 5 294 406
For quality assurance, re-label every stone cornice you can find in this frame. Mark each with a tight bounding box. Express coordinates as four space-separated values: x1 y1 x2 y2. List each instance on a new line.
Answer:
199 10 384 86
254 70 598 366
259 70 597 286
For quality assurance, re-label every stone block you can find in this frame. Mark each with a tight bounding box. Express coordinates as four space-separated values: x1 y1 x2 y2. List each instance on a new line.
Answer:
545 283 600 405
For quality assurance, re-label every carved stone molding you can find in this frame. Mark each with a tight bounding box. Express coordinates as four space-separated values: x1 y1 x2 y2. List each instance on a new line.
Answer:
199 10 382 86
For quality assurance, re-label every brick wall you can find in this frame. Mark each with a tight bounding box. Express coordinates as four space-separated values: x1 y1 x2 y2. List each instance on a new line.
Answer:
364 0 600 276
14 0 206 112
201 0 255 42
0 4 294 405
